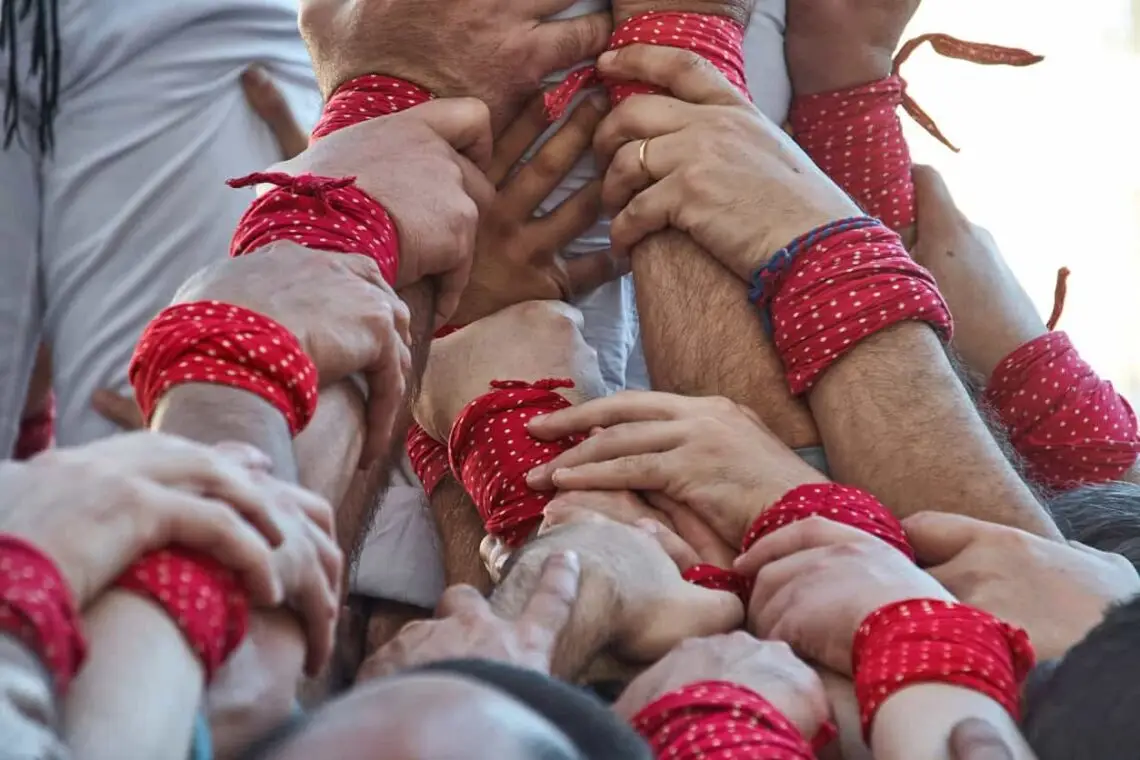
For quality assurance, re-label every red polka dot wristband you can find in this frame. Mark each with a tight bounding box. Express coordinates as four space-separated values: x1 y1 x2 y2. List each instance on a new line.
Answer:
129 301 318 436
853 599 1035 742
985 331 1140 490
448 380 586 548
227 172 399 285
631 680 816 760
790 36 1042 231
115 549 249 682
546 12 749 120
407 423 451 496
13 393 54 461
680 564 750 602
741 483 915 560
764 221 952 395
0 536 86 694
311 74 433 140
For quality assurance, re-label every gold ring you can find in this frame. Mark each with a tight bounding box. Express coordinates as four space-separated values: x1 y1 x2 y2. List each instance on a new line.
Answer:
638 138 651 177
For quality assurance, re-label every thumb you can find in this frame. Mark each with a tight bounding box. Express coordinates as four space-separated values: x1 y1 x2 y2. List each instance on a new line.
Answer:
902 511 990 567
409 97 494 171
636 519 701 571
91 388 145 431
912 164 966 240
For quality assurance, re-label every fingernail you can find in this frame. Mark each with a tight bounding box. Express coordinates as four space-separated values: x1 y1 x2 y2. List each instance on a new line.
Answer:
563 550 580 572
526 467 544 485
635 519 659 535
242 66 268 84
598 51 617 67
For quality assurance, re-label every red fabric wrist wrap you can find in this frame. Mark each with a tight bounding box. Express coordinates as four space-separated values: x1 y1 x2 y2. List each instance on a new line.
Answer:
681 564 750 601
13 393 55 460
742 483 914 560
631 680 815 760
765 222 952 394
790 36 1042 231
0 536 86 694
129 301 318 435
448 380 586 547
853 599 1035 741
116 549 249 682
986 332 1140 489
407 423 451 496
546 12 749 119
226 75 431 281
227 172 400 285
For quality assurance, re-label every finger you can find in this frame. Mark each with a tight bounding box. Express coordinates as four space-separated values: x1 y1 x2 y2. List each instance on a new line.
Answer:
601 138 655 216
91 389 145 431
299 571 337 676
748 546 833 623
338 253 392 291
647 493 737 568
436 583 492 618
733 516 871 577
489 95 550 186
310 519 345 600
562 247 628 298
635 519 701 571
532 13 612 75
593 93 695 166
410 97 494 171
361 321 410 468
525 419 684 488
597 45 748 108
241 66 309 160
901 511 996 567
912 164 967 240
530 182 604 264
149 487 282 605
948 717 1016 760
609 176 679 257
501 98 607 217
526 390 685 440
519 551 581 638
480 533 512 583
211 441 273 472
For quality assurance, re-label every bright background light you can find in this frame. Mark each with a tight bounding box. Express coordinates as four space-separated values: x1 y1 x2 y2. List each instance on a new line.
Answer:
902 0 1140 398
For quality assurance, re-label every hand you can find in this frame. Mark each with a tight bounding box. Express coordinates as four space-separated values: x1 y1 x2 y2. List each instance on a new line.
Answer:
612 0 753 25
414 300 605 442
450 96 624 326
527 391 826 547
614 633 831 741
174 242 411 467
358 551 580 679
92 389 144 431
904 511 1140 660
949 718 1015 760
0 434 283 608
736 517 953 675
298 0 610 129
785 0 920 95
537 508 744 660
241 66 308 160
907 166 1047 380
269 99 496 327
593 45 860 279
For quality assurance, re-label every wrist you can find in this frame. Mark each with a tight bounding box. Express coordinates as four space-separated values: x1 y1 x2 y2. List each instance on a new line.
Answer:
787 44 894 96
613 2 753 27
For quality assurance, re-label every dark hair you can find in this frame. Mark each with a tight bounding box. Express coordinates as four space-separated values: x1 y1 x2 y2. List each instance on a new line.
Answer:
1048 481 1140 570
2 0 60 152
1021 593 1140 759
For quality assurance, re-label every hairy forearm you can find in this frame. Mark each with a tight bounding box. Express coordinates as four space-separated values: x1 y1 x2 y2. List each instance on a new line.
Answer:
631 230 819 448
430 475 493 592
65 592 203 760
491 522 618 680
809 323 1059 538
872 685 1035 760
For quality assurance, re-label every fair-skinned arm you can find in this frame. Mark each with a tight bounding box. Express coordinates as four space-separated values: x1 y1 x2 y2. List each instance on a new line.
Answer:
591 44 1057 538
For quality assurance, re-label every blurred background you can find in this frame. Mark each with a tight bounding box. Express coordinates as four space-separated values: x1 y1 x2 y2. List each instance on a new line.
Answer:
902 0 1140 398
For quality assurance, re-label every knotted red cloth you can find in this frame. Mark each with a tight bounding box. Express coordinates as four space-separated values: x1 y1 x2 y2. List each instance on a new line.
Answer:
13 393 54 460
766 222 952 394
448 380 585 547
407 423 451 496
986 332 1140 490
853 599 1035 741
545 12 749 120
129 301 318 436
311 75 433 140
227 172 400 285
681 564 750 601
741 483 915 561
630 680 816 759
790 36 1042 231
116 549 249 682
0 535 86 694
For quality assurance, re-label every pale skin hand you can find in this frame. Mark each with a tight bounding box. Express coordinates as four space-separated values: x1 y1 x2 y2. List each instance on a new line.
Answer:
904 511 1140 660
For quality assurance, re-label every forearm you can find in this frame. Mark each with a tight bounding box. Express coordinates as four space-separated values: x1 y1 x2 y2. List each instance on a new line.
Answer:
871 685 1035 760
65 592 203 760
632 230 819 448
809 323 1059 538
430 475 493 592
